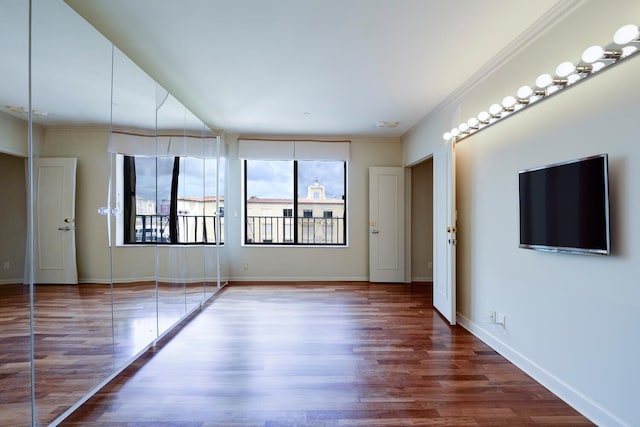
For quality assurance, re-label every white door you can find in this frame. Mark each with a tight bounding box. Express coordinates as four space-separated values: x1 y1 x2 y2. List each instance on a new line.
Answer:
369 167 404 283
433 142 456 324
28 158 78 284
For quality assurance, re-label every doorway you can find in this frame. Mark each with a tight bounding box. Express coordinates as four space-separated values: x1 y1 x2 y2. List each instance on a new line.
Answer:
410 158 434 283
0 152 27 285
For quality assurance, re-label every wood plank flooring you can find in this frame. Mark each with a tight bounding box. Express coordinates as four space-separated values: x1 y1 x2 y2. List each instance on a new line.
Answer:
61 282 593 426
0 281 215 427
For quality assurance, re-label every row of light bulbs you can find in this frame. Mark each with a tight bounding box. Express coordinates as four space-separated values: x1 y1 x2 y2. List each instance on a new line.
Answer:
443 24 640 142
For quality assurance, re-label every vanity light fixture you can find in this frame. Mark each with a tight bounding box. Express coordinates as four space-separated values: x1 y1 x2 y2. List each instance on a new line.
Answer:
582 45 622 63
467 117 480 130
502 96 517 112
442 22 640 142
477 111 491 125
614 24 639 45
489 103 503 118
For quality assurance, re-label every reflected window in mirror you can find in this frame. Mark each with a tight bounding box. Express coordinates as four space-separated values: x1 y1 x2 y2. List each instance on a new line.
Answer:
122 154 223 245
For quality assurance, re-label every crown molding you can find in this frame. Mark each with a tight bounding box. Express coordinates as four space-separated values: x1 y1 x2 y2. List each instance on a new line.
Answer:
405 0 587 138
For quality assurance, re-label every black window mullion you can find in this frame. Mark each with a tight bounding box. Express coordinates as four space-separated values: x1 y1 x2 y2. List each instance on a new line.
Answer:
293 160 298 245
343 161 347 245
244 160 249 244
123 156 136 243
168 157 180 243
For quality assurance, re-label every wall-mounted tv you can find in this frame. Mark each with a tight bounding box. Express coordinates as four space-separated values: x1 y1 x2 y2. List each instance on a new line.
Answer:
519 154 610 255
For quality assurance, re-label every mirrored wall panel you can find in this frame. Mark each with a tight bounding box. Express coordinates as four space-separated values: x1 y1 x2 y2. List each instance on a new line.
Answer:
0 2 31 425
110 47 159 369
31 0 114 424
0 0 225 425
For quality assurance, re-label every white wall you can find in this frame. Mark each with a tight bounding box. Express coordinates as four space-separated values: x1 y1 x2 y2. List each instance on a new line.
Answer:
0 112 28 157
40 126 227 284
225 135 402 281
403 1 640 425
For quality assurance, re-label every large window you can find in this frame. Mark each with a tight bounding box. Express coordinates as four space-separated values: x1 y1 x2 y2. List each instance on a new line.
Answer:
244 160 346 245
123 155 225 244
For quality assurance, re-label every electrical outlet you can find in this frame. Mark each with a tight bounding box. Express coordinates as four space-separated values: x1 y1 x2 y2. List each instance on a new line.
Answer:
427 261 433 269
2 261 9 270
489 310 496 323
243 262 249 270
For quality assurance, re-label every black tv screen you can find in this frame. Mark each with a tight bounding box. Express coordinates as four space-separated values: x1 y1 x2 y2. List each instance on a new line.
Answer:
519 154 610 255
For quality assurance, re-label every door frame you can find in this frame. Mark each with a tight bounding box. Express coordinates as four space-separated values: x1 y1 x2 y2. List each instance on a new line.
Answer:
405 140 456 325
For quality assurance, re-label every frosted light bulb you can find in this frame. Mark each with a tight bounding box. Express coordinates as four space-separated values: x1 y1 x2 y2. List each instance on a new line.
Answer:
450 128 460 137
502 96 516 108
489 104 502 115
556 61 575 78
467 117 479 128
535 73 553 88
614 24 639 45
458 123 469 132
582 45 604 63
478 111 490 123
443 132 452 140
517 85 533 99
623 45 638 57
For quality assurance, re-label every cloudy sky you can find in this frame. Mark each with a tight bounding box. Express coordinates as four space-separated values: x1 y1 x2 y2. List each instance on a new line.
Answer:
246 160 345 200
135 158 344 208
135 156 225 204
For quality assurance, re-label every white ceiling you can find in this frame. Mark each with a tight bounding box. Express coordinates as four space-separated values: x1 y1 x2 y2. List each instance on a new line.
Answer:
3 0 566 137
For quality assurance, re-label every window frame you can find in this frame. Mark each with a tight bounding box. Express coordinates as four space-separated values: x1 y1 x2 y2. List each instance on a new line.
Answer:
121 154 224 246
243 159 347 247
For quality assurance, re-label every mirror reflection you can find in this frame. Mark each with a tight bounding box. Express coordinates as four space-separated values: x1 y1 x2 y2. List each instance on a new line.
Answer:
0 0 224 425
31 0 114 424
110 47 159 368
0 1 30 423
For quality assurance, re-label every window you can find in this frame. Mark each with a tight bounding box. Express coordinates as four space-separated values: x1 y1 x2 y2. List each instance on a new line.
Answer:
123 155 225 245
244 159 346 245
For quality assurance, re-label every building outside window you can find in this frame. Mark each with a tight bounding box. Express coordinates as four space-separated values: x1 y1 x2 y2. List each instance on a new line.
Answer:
244 159 346 245
122 155 225 245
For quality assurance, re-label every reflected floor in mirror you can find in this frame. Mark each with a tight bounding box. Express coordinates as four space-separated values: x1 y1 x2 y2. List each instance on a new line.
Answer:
0 282 210 427
61 282 593 426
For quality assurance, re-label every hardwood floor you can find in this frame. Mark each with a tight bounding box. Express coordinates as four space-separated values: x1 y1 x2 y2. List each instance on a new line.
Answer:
0 281 215 427
61 282 593 426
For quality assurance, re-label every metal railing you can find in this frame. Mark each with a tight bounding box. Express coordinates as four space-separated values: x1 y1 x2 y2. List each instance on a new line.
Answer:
133 214 224 244
245 216 345 245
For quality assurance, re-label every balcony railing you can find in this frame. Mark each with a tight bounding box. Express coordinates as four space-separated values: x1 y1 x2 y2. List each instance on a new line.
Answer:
133 214 224 244
245 216 345 245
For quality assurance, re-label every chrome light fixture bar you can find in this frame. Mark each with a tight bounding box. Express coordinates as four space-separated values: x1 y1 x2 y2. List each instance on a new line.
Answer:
443 24 640 142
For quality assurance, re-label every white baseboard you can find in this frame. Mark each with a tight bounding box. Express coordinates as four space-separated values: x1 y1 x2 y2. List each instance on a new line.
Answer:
411 276 433 282
0 278 24 285
228 276 369 282
456 312 628 427
79 276 224 285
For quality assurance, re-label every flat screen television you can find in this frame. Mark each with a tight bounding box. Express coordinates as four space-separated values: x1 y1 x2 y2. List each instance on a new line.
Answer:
519 154 610 255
